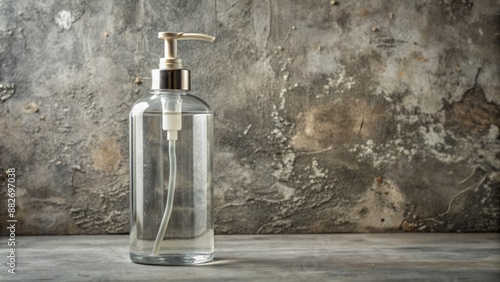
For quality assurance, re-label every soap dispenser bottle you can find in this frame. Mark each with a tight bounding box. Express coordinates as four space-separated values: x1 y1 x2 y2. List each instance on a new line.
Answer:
129 32 214 265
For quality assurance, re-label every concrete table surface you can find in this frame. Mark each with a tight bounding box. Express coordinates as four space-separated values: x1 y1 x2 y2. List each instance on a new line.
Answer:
1 234 499 281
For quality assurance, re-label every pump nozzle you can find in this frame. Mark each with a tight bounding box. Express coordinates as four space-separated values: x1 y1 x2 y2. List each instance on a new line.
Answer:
158 32 215 70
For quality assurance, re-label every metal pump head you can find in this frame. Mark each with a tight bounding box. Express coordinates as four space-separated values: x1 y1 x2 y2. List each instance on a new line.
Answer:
158 32 215 70
152 32 215 90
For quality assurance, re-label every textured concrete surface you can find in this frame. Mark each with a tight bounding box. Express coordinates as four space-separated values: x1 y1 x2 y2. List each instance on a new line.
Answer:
1 234 499 281
0 0 499 235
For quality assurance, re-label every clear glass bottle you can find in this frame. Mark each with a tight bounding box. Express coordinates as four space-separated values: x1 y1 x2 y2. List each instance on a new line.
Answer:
129 32 215 265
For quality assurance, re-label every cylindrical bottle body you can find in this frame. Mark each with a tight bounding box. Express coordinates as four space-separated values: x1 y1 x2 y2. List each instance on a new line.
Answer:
129 90 213 265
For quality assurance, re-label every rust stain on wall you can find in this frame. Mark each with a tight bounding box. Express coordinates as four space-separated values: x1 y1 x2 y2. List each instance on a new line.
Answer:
444 86 500 135
91 137 122 173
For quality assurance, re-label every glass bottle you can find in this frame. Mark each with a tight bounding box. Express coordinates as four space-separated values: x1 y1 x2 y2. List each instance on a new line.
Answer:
129 32 215 265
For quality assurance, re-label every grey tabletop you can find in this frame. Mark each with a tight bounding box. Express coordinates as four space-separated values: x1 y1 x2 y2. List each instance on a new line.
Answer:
1 234 499 281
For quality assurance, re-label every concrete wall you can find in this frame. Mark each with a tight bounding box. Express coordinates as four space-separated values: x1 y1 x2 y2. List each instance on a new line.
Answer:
0 0 498 235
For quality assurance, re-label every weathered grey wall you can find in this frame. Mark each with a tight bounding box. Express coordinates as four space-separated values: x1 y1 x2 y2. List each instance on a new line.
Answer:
0 0 499 235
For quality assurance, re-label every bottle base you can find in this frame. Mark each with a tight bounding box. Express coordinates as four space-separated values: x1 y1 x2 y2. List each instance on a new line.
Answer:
130 252 214 265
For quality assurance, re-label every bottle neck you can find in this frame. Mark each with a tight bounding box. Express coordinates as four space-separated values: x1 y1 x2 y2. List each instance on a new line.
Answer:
149 89 188 95
151 69 190 91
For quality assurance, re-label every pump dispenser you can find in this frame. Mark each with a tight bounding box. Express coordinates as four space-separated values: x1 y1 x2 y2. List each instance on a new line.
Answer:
129 32 215 265
152 32 215 90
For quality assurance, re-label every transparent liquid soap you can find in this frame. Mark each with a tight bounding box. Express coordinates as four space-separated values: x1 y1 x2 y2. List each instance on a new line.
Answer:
129 93 214 265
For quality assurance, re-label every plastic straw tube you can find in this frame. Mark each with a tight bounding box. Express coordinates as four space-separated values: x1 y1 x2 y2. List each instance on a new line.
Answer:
152 140 177 255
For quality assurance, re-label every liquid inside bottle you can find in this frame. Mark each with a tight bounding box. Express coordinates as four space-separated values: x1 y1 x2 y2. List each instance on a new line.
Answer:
129 92 214 265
